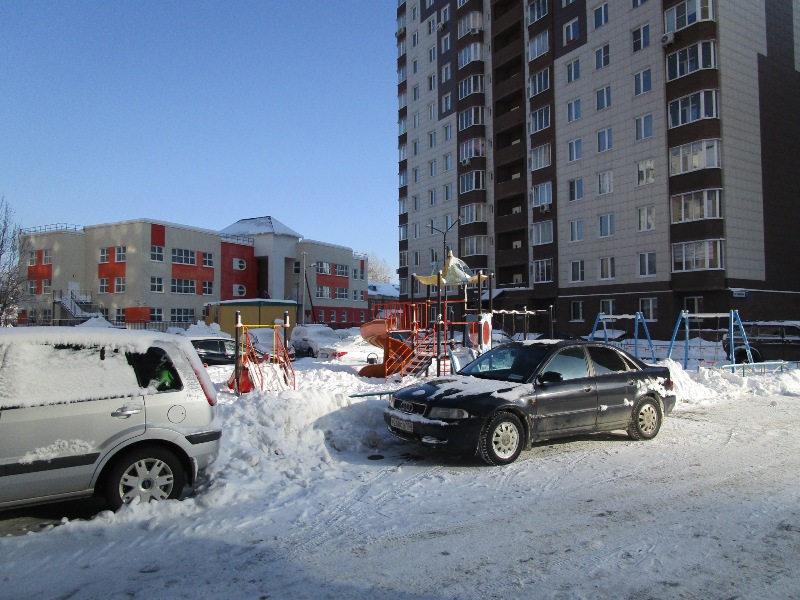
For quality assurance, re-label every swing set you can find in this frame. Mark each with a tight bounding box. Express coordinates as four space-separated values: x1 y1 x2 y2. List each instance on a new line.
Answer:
588 312 657 363
665 309 751 370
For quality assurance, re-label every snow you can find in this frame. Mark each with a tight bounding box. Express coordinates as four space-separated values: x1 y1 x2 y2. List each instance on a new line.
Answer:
2 341 800 598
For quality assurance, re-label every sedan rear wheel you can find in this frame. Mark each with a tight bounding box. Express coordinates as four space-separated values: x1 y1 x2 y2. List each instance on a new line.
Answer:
627 397 663 441
479 412 524 466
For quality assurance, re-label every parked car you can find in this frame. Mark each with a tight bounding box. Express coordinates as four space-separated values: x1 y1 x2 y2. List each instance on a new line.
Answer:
188 335 238 365
722 320 800 363
290 324 347 359
384 340 676 465
0 327 221 511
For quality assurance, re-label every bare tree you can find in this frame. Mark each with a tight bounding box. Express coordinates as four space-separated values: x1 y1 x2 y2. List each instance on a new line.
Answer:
0 198 27 325
367 253 393 284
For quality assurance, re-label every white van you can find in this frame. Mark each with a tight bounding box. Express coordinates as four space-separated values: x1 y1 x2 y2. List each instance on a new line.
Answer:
0 328 221 510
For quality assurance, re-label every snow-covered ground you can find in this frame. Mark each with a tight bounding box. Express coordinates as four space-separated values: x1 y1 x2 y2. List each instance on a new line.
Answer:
2 335 800 599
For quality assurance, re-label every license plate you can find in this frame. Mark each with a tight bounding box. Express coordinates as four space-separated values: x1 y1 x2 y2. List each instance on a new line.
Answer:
391 416 414 433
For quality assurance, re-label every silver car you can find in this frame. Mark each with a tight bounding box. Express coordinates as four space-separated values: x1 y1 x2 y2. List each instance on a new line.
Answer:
0 327 221 510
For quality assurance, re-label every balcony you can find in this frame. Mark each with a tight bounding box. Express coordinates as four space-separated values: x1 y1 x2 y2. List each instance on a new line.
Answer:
495 175 527 200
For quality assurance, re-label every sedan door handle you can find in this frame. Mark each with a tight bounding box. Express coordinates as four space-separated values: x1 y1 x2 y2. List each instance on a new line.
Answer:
112 405 143 419
584 386 593 393
627 380 636 386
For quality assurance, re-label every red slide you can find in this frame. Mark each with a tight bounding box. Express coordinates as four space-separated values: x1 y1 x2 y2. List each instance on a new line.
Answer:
358 319 414 377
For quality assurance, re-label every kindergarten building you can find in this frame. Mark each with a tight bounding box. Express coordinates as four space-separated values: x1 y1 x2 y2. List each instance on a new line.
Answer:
19 216 369 329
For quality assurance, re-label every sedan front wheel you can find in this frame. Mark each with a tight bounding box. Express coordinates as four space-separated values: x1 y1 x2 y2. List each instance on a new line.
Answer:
479 412 524 466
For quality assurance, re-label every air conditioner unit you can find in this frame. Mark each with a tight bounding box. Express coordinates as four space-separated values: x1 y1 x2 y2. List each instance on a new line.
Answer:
396 26 406 37
661 32 675 46
512 206 522 214
461 158 471 166
437 22 444 31
540 204 551 213
470 27 482 35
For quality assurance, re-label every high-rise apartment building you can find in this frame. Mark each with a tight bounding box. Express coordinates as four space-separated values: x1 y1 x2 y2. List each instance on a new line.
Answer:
396 0 800 337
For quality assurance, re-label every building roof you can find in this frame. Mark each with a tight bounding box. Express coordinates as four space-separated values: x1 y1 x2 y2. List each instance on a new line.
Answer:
221 216 302 239
367 282 400 297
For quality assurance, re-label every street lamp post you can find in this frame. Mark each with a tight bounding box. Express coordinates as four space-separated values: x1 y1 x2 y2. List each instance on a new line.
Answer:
428 218 459 271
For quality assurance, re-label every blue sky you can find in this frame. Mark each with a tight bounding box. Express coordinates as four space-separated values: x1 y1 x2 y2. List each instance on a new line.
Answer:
1 0 400 276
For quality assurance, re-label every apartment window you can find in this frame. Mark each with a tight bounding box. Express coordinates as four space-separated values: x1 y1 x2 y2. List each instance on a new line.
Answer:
460 137 486 161
671 189 722 223
316 286 331 299
570 301 584 321
530 68 550 97
429 189 437 205
459 170 486 193
399 251 408 268
669 139 721 175
531 105 551 133
335 287 348 300
529 0 548 24
41 249 52 265
566 58 580 83
99 278 109 294
28 251 37 267
594 4 609 28
99 248 109 263
564 18 580 45
151 276 164 293
171 308 196 323
399 171 408 187
532 221 553 245
597 128 613 152
598 171 613 195
634 69 652 95
399 224 408 241
570 219 585 242
665 0 714 34
445 183 454 201
429 45 436 63
599 257 616 280
596 86 611 110
330 310 337 323
668 90 718 128
529 30 549 61
413 251 420 266
458 74 483 99
600 299 616 315
532 181 552 207
638 205 656 231
637 159 655 185
28 280 37 295
633 0 649 6
113 246 125 262
632 24 650 51
569 178 584 201
316 261 331 274
42 279 52 294
458 106 485 130
172 248 196 265
532 259 553 283
458 42 483 69
399 197 408 214
635 114 653 140
428 74 437 92
202 281 213 295
684 296 703 313
460 203 488 225
428 131 437 149
672 239 724 271
441 33 451 53
441 93 452 112
413 112 420 128
115 309 125 324
429 159 437 176
567 99 581 122
445 123 452 140
667 41 717 81
336 264 349 276
414 223 420 239
171 279 196 294
639 252 657 276
413 168 419 183
595 44 610 69
428 103 436 119
445 153 452 170
399 116 407 135
430 248 439 264
461 235 488 256
640 298 658 321
202 252 213 267
150 308 163 322
599 213 615 238
568 138 583 162
531 144 552 170
570 260 585 282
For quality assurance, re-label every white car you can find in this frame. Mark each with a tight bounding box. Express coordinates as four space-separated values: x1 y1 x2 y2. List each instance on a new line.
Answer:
0 327 221 511
290 324 348 359
247 328 296 362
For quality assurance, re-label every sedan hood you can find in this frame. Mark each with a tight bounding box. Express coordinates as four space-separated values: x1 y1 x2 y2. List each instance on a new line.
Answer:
394 374 529 404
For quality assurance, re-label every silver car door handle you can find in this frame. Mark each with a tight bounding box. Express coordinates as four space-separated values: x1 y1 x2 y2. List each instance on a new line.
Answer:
112 406 142 419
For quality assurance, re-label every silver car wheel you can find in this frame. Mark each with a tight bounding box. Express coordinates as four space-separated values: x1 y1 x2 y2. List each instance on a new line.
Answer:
491 421 520 459
638 403 659 436
119 458 175 504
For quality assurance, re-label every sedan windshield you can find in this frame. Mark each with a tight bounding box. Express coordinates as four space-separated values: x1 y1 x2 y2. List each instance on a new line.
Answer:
460 344 550 382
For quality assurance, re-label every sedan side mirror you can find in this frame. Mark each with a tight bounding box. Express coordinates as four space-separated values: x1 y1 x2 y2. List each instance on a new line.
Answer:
537 371 564 385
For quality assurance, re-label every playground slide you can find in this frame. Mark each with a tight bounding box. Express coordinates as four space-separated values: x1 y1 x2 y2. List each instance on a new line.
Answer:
358 319 414 377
